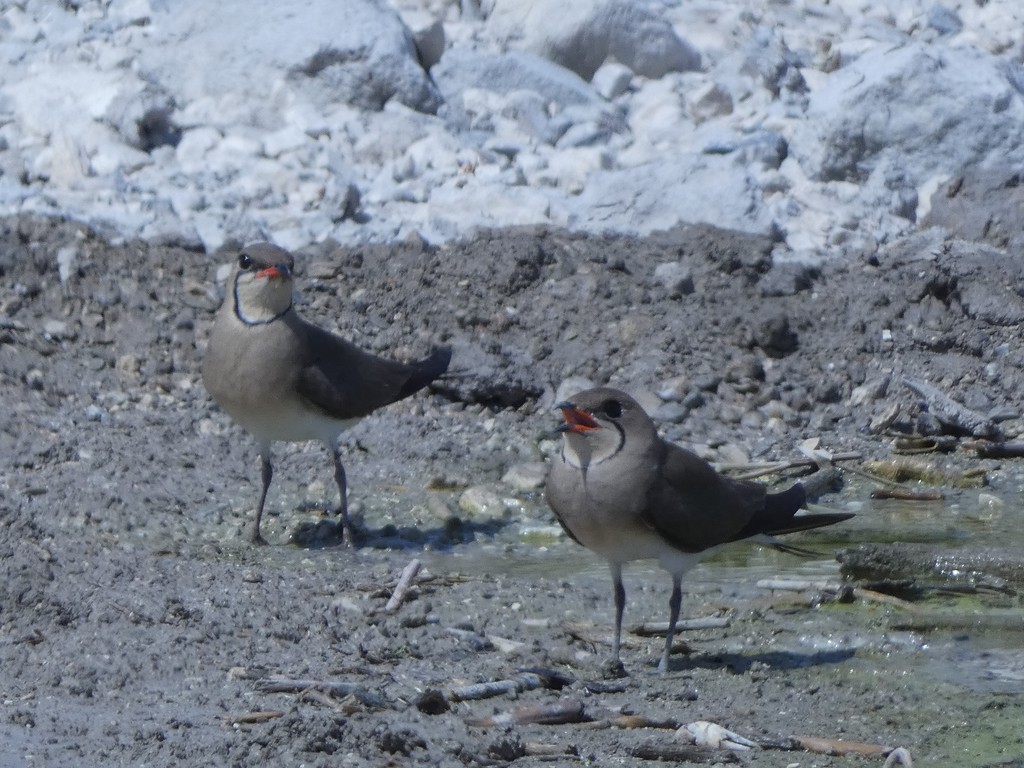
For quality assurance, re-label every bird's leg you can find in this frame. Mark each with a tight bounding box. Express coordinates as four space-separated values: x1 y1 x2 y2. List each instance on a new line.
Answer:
610 562 625 662
329 439 352 546
659 573 683 674
250 448 272 545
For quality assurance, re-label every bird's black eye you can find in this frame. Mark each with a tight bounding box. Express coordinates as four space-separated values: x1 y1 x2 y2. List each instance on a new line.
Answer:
602 399 623 418
238 253 253 270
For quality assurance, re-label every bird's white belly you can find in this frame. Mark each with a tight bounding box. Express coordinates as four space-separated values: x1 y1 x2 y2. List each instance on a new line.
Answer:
569 511 712 576
224 397 360 444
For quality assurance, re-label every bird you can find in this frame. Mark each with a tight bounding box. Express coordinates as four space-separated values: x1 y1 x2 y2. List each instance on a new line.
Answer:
202 242 451 545
544 386 851 673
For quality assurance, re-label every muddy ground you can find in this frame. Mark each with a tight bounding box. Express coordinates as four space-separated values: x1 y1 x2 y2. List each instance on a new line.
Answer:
3 213 1024 766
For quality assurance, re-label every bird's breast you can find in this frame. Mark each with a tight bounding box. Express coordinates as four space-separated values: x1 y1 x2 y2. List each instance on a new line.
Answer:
548 456 681 564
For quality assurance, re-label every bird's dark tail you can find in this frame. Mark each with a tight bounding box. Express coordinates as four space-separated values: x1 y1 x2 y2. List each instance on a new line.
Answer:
729 468 851 543
399 346 453 398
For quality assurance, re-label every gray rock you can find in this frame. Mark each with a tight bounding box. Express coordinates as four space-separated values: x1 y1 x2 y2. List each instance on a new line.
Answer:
501 462 548 491
555 376 596 405
458 486 508 519
434 49 603 109
653 401 688 424
652 261 694 297
927 5 963 36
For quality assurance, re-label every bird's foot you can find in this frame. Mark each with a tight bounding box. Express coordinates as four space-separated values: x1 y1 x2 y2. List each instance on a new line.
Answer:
249 528 269 546
336 507 357 548
600 657 628 679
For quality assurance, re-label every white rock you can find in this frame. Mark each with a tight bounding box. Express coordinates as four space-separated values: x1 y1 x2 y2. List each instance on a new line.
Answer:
262 125 310 158
591 62 633 100
791 43 1024 186
488 0 701 80
137 0 440 115
56 245 77 284
175 127 223 168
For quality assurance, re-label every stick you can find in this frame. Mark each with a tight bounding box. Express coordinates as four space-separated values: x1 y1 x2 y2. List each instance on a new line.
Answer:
716 451 861 478
756 579 918 609
756 578 842 592
385 558 422 612
524 742 579 758
630 744 739 763
466 699 587 728
964 440 1024 459
221 710 285 725
794 735 890 757
254 677 389 708
630 617 731 635
255 678 366 696
870 489 944 501
448 672 545 702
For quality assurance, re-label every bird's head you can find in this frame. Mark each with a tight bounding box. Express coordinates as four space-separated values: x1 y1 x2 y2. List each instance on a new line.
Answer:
556 387 655 469
231 243 296 324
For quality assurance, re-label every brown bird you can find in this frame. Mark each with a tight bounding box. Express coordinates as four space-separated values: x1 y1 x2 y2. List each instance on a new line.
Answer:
202 243 451 545
545 387 850 673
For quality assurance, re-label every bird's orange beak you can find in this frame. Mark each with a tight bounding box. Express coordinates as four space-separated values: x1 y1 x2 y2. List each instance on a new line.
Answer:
557 403 601 433
256 263 291 280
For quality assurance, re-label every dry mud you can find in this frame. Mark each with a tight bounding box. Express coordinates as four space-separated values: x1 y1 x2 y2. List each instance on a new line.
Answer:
2 215 1024 766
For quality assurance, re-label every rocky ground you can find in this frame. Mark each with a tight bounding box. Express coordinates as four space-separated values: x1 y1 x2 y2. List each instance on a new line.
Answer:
3 214 1024 766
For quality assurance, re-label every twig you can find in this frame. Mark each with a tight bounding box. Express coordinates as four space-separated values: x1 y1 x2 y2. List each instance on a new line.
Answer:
563 622 641 650
964 440 1024 459
524 742 580 759
630 744 739 763
300 687 359 714
385 558 422 612
466 699 586 728
255 677 366 696
221 710 285 725
870 489 944 501
449 672 546 702
756 578 842 592
630 617 731 635
718 451 861 481
794 735 891 757
889 611 1024 632
756 579 918 610
254 676 388 709
582 705 680 730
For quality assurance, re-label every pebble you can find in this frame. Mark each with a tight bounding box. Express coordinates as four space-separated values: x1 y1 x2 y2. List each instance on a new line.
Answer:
555 376 595 405
458 486 509 519
653 401 688 424
652 261 694 296
501 462 547 492
42 319 71 339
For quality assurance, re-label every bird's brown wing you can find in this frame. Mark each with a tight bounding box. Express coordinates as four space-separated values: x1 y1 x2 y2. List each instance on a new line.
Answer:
294 317 450 420
642 442 767 553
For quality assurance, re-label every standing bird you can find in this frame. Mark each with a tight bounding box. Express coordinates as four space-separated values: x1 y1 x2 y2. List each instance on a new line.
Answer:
545 387 851 673
202 243 451 545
